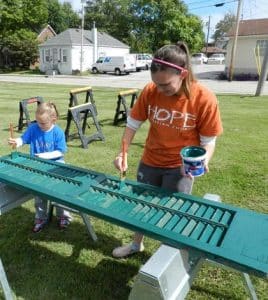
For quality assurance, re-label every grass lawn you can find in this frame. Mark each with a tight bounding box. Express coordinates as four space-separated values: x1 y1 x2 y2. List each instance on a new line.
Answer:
0 81 267 299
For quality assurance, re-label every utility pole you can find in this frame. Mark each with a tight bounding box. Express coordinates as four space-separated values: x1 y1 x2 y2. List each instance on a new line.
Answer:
206 16 211 56
228 0 242 81
80 0 86 75
255 44 268 96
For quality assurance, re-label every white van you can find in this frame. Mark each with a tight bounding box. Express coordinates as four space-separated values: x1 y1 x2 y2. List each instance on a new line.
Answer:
131 53 152 71
91 55 136 75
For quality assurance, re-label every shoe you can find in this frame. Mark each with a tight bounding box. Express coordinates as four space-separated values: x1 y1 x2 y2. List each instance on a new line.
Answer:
32 219 47 233
58 217 70 229
112 243 144 258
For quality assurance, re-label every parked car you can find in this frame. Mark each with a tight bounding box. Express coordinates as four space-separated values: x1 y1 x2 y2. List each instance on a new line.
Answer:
91 55 136 75
191 53 208 64
144 54 152 69
131 53 152 71
207 53 225 64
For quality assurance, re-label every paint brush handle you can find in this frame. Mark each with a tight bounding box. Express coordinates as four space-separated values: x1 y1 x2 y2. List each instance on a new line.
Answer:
9 123 16 150
120 139 127 179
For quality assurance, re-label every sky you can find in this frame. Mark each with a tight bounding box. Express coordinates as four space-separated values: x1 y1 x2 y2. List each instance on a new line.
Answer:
184 0 268 39
61 0 268 40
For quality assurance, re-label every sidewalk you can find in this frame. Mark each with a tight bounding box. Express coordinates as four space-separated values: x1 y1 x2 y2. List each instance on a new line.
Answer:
0 71 267 95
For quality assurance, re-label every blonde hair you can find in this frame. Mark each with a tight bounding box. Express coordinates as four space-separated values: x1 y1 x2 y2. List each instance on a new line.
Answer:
36 102 59 123
151 42 195 100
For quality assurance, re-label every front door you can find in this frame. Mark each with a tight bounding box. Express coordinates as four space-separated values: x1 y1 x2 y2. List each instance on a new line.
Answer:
52 48 58 70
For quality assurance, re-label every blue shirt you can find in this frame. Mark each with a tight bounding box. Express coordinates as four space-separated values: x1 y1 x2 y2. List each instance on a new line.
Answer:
21 123 67 159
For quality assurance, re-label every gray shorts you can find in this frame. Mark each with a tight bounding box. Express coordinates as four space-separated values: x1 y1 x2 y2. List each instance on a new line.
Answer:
137 161 194 194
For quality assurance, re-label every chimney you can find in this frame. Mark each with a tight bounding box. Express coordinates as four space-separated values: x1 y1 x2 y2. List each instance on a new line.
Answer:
92 21 98 63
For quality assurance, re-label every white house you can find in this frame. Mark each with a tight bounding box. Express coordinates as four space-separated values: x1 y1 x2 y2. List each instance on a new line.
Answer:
225 18 268 77
39 28 130 75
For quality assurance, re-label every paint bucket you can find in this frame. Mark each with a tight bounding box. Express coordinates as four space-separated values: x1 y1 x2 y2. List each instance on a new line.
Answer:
180 146 207 177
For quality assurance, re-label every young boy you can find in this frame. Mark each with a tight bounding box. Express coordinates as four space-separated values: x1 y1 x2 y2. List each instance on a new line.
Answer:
8 102 72 232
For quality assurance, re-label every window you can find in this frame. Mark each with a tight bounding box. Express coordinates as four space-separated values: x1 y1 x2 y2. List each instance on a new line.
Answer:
45 49 50 62
96 57 104 63
256 40 268 56
52 48 58 64
62 49 67 62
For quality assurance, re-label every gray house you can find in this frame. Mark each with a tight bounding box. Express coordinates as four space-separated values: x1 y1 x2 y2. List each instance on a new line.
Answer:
39 28 130 75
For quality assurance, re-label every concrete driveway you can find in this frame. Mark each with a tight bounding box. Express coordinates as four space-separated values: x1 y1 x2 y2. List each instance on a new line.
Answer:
0 64 267 95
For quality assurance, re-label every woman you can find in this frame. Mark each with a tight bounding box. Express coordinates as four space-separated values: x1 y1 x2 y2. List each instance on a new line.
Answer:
113 42 223 258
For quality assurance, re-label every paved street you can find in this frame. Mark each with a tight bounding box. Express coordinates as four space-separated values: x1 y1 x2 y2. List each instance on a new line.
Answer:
0 64 267 95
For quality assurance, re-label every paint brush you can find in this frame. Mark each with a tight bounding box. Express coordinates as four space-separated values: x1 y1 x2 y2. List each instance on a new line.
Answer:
9 123 18 158
120 138 127 188
9 123 16 150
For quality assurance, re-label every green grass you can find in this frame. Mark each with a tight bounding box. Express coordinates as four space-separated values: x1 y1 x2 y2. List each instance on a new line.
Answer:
0 82 267 299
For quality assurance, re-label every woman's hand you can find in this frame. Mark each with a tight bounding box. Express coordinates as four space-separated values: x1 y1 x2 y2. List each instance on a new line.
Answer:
114 152 128 172
204 163 209 174
180 166 194 179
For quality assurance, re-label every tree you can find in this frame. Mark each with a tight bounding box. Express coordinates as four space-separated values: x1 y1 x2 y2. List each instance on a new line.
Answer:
46 0 80 33
212 12 236 42
62 2 80 29
0 0 48 68
3 29 39 67
0 0 48 34
84 0 204 53
84 0 131 44
0 0 80 69
129 0 204 53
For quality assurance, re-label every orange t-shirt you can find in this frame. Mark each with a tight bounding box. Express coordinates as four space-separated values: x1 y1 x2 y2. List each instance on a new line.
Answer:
130 81 223 167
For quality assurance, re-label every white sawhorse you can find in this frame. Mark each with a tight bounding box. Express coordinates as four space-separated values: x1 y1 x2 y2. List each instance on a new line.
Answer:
0 183 34 300
0 183 97 300
129 194 258 300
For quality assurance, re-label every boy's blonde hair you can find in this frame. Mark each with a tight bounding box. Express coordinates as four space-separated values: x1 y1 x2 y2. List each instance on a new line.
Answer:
36 102 59 122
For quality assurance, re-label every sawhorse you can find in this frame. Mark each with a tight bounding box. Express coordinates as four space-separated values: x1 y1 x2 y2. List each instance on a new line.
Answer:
65 103 105 148
18 96 44 131
113 89 138 125
0 182 97 242
68 86 95 107
129 194 258 300
65 86 97 136
0 182 33 300
0 182 97 299
129 245 258 300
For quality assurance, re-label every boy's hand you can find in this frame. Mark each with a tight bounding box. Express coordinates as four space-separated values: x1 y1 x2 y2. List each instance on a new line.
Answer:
8 138 17 147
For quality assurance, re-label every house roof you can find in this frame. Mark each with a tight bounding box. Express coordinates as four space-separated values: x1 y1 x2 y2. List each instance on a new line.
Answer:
39 28 129 48
38 25 56 39
227 18 268 37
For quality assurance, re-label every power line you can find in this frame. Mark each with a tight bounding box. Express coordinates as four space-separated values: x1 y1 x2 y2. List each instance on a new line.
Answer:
188 0 238 11
186 0 220 5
